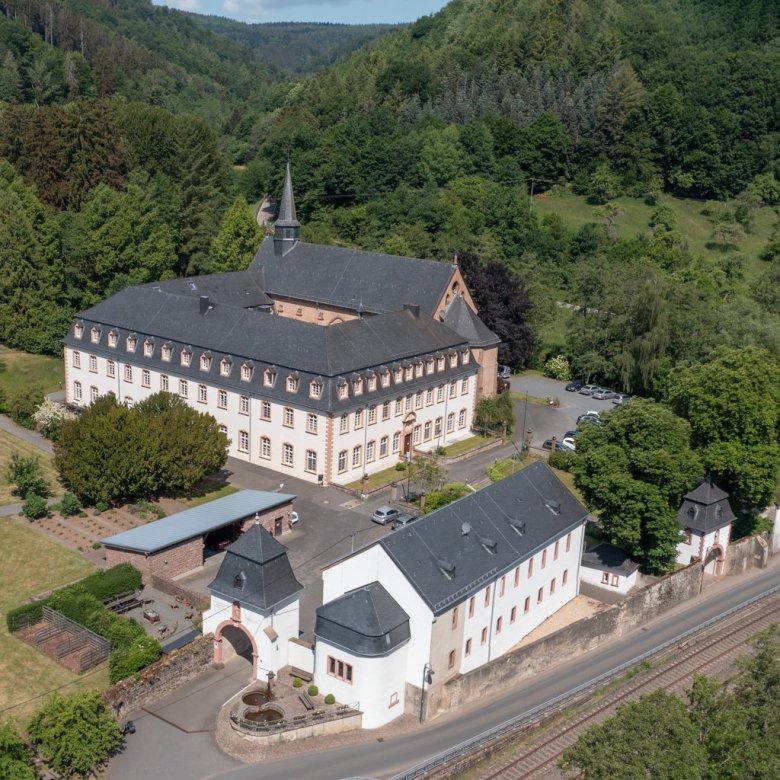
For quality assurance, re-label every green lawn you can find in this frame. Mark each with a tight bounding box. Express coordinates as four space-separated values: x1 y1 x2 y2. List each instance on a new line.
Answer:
179 482 239 507
0 517 107 725
0 345 64 399
0 430 60 506
441 434 499 457
346 464 404 492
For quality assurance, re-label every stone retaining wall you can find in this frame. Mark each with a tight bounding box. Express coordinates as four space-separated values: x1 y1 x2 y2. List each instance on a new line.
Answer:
149 574 210 611
726 534 770 576
103 634 213 719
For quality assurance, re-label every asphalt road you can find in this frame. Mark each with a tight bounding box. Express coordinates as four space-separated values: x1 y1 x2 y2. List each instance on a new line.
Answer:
110 558 780 780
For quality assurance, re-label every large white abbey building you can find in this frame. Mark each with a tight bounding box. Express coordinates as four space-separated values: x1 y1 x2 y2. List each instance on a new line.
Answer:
62 167 500 485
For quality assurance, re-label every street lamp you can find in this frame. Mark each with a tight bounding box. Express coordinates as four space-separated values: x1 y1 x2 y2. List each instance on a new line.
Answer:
419 662 434 722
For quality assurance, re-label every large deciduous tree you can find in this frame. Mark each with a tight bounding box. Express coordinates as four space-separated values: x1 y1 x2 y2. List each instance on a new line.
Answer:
211 195 263 272
666 347 780 529
572 400 701 573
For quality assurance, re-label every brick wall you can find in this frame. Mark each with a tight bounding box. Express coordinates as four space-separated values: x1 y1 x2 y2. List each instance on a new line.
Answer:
105 537 203 583
273 297 358 326
238 500 294 537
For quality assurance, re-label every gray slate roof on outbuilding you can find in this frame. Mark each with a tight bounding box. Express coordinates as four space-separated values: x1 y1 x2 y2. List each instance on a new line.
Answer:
677 479 735 533
581 543 639 576
441 295 500 348
100 490 296 554
315 581 410 657
379 461 588 615
208 522 302 612
251 237 456 316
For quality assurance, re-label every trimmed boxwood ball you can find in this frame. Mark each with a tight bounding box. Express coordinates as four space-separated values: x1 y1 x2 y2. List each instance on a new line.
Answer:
292 677 303 688
307 684 319 697
324 693 335 705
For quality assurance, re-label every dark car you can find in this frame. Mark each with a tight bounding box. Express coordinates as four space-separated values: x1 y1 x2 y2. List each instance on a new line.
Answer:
497 365 512 379
392 513 419 530
564 430 577 440
577 413 602 426
542 439 566 452
565 379 585 392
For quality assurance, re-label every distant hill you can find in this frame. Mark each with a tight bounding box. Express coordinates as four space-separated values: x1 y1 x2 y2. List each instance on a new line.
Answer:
187 18 394 74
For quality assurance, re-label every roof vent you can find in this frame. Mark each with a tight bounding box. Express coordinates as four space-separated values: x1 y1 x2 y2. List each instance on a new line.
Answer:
477 534 497 554
403 303 420 318
187 281 197 291
233 572 246 591
199 295 210 315
461 522 471 537
687 505 699 520
433 556 456 579
543 498 561 515
508 518 526 536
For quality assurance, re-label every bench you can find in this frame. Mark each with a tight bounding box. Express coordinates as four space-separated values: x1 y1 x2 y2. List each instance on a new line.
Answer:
298 692 314 711
289 666 313 683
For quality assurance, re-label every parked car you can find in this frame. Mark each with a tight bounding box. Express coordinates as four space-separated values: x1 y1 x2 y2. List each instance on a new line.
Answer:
579 384 600 395
497 365 512 379
565 379 585 392
564 430 577 440
372 506 401 525
577 412 602 425
290 511 299 526
592 388 617 400
392 513 419 530
561 437 576 451
542 439 566 452
612 393 631 405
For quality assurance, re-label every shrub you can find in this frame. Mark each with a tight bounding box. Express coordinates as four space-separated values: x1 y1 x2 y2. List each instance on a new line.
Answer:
94 501 109 513
23 494 48 520
548 450 577 472
0 724 36 780
109 634 163 683
6 453 50 499
60 492 81 516
307 684 319 697
6 602 44 632
79 564 142 601
543 354 572 381
395 461 407 472
292 677 303 688
424 482 470 513
475 392 514 435
8 388 44 430
324 693 335 705
92 541 101 550
33 399 77 441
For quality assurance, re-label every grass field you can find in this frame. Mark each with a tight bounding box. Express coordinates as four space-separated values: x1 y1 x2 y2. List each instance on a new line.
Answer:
0 517 107 725
0 345 64 399
531 189 775 281
0 430 60 506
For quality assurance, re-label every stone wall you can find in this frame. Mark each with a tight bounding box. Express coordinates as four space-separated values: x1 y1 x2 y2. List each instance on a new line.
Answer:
149 574 210 611
105 537 203 583
426 562 703 718
726 534 770 576
103 635 213 720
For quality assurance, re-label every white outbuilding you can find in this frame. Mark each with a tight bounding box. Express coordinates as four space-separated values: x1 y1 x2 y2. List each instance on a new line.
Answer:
580 543 639 595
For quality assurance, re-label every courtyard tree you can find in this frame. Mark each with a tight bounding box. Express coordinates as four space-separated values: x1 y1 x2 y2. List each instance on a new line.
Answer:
6 453 50 499
27 692 122 778
0 723 36 780
474 392 515 436
572 400 701 572
211 194 262 272
409 452 445 494
666 347 780 529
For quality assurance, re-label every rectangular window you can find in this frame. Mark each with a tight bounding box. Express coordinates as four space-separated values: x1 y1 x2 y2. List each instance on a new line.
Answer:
499 576 506 597
310 382 321 399
368 406 376 425
73 381 82 401
496 617 502 634
261 400 271 420
162 345 171 362
542 550 547 569
240 396 250 415
423 421 431 441
514 566 520 587
405 395 412 412
563 569 569 586
392 432 400 452
480 627 487 645
458 408 467 428
528 558 534 577
537 587 543 604
355 409 363 429
449 381 457 399
219 425 227 435
426 388 433 406
307 413 318 433
469 597 475 618
200 355 211 371
286 375 298 392
550 578 556 595
327 656 353 683
179 379 188 398
238 430 249 452
306 450 317 472
435 418 442 437
389 692 399 708
74 324 83 339
448 650 456 669
218 390 227 409
484 585 491 607
142 370 151 388
611 575 619 587
510 606 517 624
413 425 421 444
338 450 347 473
382 401 390 420
395 399 402 416
352 446 361 467
554 540 560 561
283 443 294 466
465 638 472 657
107 360 115 378
90 387 98 403
447 413 455 433
124 365 133 383
338 383 348 400
261 437 271 459
452 607 458 630
160 375 169 392
566 532 572 552
340 413 349 434
415 391 423 409
524 597 530 614
380 436 388 458
602 572 610 584
241 364 251 382
366 440 375 462
437 385 444 402
89 355 97 373
181 351 191 367
284 408 294 427
143 341 153 357
90 327 100 344
461 378 469 395
198 384 207 403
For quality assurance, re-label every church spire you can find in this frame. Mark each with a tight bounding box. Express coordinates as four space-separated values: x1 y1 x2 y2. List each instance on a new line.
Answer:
274 163 300 256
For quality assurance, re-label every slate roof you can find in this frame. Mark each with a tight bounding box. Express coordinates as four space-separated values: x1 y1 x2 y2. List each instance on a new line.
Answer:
441 295 500 348
208 522 302 612
315 582 410 657
150 272 272 309
379 461 588 616
276 163 300 229
677 479 735 534
581 543 639 576
100 490 295 554
251 236 456 317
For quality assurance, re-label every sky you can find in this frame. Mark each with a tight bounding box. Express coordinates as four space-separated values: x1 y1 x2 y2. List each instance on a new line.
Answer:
154 0 449 24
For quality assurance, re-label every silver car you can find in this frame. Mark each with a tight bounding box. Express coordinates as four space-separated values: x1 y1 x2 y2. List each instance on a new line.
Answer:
592 388 616 400
372 506 400 525
579 384 599 395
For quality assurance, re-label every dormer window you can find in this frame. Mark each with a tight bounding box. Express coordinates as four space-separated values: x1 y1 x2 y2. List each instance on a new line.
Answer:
338 381 348 400
462 350 470 365
286 375 299 392
161 344 172 362
426 358 434 374
90 326 101 344
381 370 390 388
143 339 154 357
74 323 83 339
404 365 413 381
415 362 423 378
310 380 322 399
264 368 276 387
241 363 253 382
449 352 458 368
367 374 376 392
220 358 232 377
353 378 362 396
394 368 402 383
181 349 191 367
437 355 445 371
233 572 245 590
126 335 138 353
108 331 118 348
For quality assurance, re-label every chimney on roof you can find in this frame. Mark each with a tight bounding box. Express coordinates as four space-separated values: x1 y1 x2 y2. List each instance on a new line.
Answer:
403 303 420 318
274 162 301 257
199 295 210 315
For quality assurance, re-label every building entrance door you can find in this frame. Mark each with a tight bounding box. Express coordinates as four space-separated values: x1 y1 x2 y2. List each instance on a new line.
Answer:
274 516 283 536
403 434 412 456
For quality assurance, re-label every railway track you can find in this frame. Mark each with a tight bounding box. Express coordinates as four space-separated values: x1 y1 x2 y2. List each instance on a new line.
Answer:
472 590 780 780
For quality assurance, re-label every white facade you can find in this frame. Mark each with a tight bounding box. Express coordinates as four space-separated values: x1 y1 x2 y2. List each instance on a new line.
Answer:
202 593 299 677
319 522 586 727
676 524 731 575
64 344 476 486
579 565 637 595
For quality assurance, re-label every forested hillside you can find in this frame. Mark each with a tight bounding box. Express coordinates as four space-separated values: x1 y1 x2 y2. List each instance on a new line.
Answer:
187 18 392 74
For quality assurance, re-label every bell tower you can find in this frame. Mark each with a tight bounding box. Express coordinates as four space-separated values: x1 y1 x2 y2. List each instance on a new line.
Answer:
273 163 300 257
